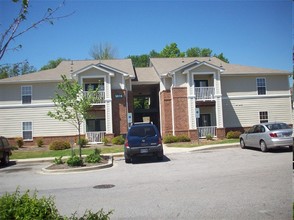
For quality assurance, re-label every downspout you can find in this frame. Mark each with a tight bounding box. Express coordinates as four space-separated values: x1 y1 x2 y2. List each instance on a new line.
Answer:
171 78 175 136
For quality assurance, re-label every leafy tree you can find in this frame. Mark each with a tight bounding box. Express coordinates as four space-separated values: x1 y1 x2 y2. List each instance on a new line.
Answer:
89 43 117 60
0 60 36 79
48 75 98 159
0 0 74 60
186 47 212 57
40 58 66 71
160 43 185 58
149 49 161 58
127 54 149 67
214 52 229 63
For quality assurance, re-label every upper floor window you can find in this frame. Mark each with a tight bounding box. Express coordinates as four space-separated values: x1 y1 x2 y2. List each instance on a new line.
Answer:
21 86 32 104
256 78 266 95
194 80 208 87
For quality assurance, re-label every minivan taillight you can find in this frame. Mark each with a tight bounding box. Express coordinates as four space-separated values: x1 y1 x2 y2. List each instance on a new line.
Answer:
269 133 278 138
124 138 129 148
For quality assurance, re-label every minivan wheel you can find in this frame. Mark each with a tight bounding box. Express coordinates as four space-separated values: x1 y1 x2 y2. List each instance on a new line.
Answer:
124 154 131 163
260 140 268 152
1 153 9 165
289 145 293 152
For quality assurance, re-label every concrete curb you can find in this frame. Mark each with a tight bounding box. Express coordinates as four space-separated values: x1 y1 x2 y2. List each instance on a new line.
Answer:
41 156 113 174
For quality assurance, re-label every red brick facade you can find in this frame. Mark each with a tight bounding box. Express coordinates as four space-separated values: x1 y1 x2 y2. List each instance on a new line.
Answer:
160 90 172 135
112 89 133 136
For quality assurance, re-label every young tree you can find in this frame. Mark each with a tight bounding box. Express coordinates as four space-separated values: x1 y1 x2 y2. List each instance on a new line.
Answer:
48 75 96 159
0 60 36 79
160 43 185 58
0 0 74 60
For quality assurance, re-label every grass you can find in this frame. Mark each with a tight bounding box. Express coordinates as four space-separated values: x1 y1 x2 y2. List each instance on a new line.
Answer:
165 138 239 148
10 145 124 160
10 139 239 159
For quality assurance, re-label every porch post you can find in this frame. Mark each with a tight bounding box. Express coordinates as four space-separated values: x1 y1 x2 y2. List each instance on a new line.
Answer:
105 75 113 134
187 72 196 129
214 71 224 128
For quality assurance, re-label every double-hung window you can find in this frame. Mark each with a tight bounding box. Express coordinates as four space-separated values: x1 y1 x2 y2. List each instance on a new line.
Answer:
21 86 32 104
22 122 33 140
259 111 268 123
256 78 266 95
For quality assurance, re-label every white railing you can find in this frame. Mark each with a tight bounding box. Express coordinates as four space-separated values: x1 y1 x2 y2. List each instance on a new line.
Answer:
195 87 215 100
198 126 216 138
83 91 105 104
86 131 106 143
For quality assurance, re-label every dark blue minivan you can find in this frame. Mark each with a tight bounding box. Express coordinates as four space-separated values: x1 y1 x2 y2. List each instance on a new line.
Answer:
124 123 163 163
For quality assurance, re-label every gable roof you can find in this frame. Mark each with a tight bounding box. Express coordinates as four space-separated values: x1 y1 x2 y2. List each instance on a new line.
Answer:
0 59 135 84
150 57 290 76
133 67 160 84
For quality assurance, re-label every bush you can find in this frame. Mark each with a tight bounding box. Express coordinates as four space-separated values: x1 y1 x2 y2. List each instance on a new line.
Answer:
0 188 113 220
163 135 179 144
85 148 101 163
226 131 242 139
15 137 24 148
78 137 88 147
54 156 64 165
0 188 61 220
112 135 125 145
36 138 44 147
206 134 213 140
102 137 110 146
49 140 71 150
177 135 191 142
67 155 83 167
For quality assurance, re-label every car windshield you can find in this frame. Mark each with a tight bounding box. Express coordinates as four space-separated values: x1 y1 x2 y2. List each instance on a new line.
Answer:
129 126 156 137
265 123 290 131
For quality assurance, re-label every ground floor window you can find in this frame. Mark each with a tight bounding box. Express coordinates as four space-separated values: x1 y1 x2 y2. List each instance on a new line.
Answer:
259 111 268 123
86 119 106 132
22 122 32 140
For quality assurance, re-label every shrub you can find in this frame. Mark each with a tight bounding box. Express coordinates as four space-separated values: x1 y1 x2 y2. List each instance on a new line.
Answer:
54 156 64 165
0 188 61 220
177 135 191 142
102 137 110 146
226 131 242 139
78 137 88 147
0 188 113 220
85 148 101 163
67 155 83 167
15 137 24 148
112 135 125 145
36 138 44 147
163 135 178 144
49 140 71 150
206 134 213 140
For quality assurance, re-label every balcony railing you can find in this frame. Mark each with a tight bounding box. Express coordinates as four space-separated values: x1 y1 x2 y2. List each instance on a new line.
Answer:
195 87 215 100
83 91 105 104
198 126 216 138
86 131 106 143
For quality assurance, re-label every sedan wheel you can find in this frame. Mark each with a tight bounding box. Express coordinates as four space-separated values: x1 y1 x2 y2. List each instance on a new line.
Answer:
1 153 9 165
240 139 246 149
260 140 268 152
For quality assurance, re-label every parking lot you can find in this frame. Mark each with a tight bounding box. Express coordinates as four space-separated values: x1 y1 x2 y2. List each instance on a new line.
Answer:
0 146 292 220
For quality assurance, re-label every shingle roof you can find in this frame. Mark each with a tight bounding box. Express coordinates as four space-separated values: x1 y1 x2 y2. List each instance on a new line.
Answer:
0 59 135 84
134 67 160 84
150 57 290 76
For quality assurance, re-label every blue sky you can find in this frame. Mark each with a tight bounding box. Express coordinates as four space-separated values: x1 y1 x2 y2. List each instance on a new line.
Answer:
1 0 292 71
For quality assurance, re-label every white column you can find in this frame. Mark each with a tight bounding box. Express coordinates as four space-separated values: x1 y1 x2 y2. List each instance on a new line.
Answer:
105 75 113 134
215 71 223 128
187 72 196 129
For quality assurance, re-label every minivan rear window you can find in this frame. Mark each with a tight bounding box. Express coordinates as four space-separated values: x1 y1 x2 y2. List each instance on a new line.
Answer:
129 126 156 137
266 123 290 131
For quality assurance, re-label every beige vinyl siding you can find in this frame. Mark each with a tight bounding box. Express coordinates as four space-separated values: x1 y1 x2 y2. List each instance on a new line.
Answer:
221 75 290 97
0 106 77 138
222 97 292 127
0 82 58 105
174 71 187 87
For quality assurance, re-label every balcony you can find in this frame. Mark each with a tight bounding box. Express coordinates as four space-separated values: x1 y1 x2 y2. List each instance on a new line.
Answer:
195 87 215 100
86 131 106 143
83 91 105 104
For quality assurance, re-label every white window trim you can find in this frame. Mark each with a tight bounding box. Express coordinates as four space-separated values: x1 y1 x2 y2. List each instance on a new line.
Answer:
22 121 33 141
21 85 32 104
256 77 266 95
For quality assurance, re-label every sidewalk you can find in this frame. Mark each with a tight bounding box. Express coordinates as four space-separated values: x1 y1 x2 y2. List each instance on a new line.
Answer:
13 142 240 164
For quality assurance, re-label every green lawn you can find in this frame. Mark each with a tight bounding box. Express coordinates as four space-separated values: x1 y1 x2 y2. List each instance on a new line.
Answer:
165 138 239 148
11 139 240 160
10 145 124 160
